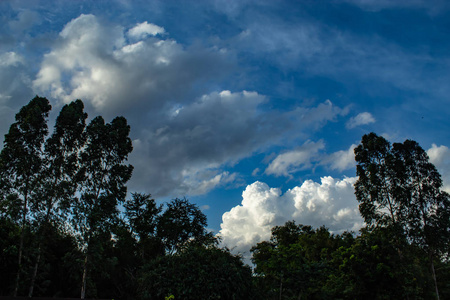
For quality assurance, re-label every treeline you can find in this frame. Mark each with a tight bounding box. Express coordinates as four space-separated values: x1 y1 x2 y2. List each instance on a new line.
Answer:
1 97 449 299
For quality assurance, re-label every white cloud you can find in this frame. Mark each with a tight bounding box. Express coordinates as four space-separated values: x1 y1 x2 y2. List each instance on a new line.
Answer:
33 14 228 115
427 144 450 193
265 141 357 178
346 112 376 129
184 171 241 196
127 21 165 39
265 140 325 177
321 144 357 171
219 177 362 260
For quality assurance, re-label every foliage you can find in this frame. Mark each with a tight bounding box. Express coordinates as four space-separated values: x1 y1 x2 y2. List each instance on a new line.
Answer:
157 197 217 254
354 132 450 299
251 221 352 299
139 245 257 300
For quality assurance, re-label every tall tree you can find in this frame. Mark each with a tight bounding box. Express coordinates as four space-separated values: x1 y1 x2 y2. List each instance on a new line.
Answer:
354 132 405 230
354 132 450 299
72 116 133 299
0 96 51 297
393 139 450 299
27 100 88 297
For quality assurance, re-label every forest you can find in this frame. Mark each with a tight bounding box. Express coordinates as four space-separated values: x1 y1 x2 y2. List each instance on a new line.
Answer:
1 97 449 300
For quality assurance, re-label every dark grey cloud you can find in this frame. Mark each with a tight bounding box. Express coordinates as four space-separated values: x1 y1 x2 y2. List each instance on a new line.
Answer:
129 91 346 197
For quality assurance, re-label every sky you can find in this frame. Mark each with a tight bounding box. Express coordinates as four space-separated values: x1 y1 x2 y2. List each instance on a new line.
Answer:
1 0 450 260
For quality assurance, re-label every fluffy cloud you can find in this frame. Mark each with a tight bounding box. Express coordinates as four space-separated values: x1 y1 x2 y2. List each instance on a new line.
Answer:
33 14 228 116
321 144 357 171
265 140 325 177
346 112 376 129
219 177 362 258
427 144 450 193
127 21 165 39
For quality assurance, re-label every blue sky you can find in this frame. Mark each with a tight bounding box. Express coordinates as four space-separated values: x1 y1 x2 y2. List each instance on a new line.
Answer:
1 0 450 256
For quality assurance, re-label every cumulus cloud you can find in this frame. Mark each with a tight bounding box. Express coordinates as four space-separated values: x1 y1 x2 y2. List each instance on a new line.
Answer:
127 21 165 39
33 14 228 115
427 144 450 193
265 140 325 177
346 112 375 129
219 177 362 258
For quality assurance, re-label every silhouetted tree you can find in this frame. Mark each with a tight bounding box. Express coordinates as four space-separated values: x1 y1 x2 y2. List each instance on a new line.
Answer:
0 96 51 296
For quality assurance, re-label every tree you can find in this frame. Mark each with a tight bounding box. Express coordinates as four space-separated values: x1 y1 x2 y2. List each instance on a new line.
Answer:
138 245 256 300
354 132 404 230
72 115 133 299
393 139 450 299
28 100 87 297
0 96 51 297
251 221 347 299
157 198 216 254
124 193 163 261
354 133 450 299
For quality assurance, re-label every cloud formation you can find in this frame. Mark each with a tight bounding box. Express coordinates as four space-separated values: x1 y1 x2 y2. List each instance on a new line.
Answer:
219 176 362 258
321 144 357 171
265 140 325 177
33 14 229 116
127 21 165 39
265 142 357 180
129 91 345 196
346 112 376 129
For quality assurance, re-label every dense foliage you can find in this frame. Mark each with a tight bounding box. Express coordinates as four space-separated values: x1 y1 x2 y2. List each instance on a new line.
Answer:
1 99 449 299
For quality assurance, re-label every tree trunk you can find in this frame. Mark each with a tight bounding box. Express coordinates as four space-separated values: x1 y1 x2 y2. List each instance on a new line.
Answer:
14 193 28 297
81 253 88 299
14 228 24 297
28 244 41 297
430 253 440 300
